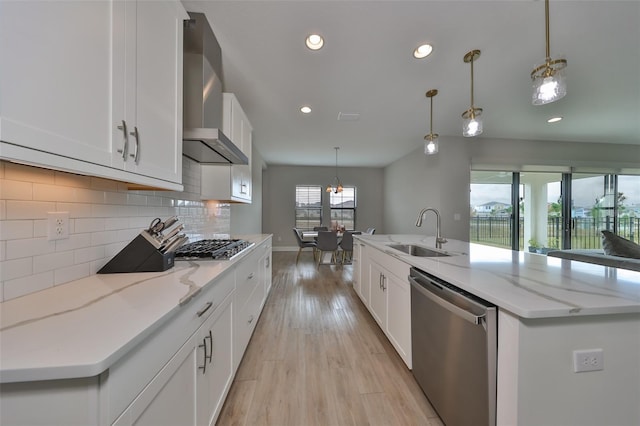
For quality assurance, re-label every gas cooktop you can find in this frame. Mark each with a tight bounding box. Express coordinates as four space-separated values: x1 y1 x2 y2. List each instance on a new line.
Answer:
174 239 254 261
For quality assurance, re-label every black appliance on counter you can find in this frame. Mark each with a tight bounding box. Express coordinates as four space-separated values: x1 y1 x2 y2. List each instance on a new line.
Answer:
174 239 254 261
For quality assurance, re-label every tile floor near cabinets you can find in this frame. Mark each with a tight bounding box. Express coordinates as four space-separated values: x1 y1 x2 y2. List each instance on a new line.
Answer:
217 252 443 426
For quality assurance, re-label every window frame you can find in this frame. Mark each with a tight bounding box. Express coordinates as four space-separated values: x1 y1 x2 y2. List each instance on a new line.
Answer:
295 185 323 230
329 186 357 231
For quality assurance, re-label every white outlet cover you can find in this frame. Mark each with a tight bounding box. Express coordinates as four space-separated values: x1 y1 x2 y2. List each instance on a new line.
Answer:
47 211 70 241
573 349 604 373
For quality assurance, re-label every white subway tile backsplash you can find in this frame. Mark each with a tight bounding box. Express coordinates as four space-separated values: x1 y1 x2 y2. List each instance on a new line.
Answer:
33 183 77 202
74 218 106 234
33 219 47 238
3 271 54 300
0 159 230 300
0 220 34 240
6 200 56 220
56 233 92 252
74 246 105 264
6 237 55 260
54 262 90 286
33 251 75 274
0 179 33 200
1 257 33 281
91 230 123 246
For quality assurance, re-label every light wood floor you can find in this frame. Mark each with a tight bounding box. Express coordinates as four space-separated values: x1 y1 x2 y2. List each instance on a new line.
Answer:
216 252 443 426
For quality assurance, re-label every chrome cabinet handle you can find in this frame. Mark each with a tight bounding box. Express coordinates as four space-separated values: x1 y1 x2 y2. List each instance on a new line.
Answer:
198 332 211 374
197 302 213 317
379 273 383 289
247 272 254 280
129 126 139 163
382 275 387 291
116 120 128 160
207 330 213 365
248 315 254 324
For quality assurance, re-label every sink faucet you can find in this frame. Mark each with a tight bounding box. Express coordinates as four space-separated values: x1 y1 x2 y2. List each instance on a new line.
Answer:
415 207 447 249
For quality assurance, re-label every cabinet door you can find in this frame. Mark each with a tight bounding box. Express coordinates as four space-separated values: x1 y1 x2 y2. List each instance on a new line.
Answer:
261 240 272 295
113 338 197 426
368 261 387 328
385 272 412 368
124 0 186 184
196 295 234 426
352 242 362 297
223 93 252 202
0 1 115 166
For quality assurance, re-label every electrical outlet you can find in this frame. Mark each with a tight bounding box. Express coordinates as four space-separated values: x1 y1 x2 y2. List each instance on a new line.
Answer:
573 349 604 372
47 212 70 241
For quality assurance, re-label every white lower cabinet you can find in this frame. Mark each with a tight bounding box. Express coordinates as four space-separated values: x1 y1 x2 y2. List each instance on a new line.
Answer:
112 337 197 426
353 241 370 305
113 293 233 426
195 295 233 426
363 248 412 369
0 239 273 426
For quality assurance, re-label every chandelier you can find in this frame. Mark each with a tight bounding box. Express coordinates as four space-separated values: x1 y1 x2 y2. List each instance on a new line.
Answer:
461 50 483 137
424 89 439 155
531 0 567 105
326 147 343 193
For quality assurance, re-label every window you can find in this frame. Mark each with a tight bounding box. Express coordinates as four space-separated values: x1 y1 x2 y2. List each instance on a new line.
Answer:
330 186 356 230
295 185 322 230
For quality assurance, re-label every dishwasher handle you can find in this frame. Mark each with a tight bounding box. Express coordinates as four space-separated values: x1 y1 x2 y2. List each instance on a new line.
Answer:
409 275 485 326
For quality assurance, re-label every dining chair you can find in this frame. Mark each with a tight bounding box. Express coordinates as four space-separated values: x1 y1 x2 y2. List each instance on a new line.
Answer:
315 231 339 267
339 231 354 263
293 228 317 264
364 227 376 235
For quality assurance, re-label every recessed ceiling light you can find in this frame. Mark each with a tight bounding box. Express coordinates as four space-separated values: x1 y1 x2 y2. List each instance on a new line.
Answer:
300 106 312 114
547 116 563 123
413 43 433 59
305 34 324 50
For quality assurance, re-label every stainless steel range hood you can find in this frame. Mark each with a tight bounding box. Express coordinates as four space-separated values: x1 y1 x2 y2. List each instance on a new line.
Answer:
182 12 248 165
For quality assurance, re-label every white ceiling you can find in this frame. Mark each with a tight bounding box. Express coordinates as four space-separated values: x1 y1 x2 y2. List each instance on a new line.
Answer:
182 0 640 167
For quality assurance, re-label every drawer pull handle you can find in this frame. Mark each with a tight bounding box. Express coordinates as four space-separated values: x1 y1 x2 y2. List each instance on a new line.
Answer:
197 302 213 317
248 315 254 324
248 273 254 280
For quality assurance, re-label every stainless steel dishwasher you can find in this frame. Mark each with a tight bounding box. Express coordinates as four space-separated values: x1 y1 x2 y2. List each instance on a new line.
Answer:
409 267 497 426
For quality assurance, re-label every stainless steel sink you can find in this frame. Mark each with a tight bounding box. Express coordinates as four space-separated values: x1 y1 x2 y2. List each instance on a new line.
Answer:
387 244 451 257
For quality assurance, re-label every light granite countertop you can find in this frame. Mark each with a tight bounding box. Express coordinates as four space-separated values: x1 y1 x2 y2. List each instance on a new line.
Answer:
356 234 640 319
0 234 271 384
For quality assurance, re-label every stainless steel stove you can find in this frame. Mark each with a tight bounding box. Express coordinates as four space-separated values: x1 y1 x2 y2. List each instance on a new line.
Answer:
174 239 254 261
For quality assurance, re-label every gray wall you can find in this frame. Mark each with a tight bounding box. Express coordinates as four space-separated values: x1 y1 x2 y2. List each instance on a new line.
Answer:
231 147 264 235
384 137 471 241
383 136 639 242
263 165 384 248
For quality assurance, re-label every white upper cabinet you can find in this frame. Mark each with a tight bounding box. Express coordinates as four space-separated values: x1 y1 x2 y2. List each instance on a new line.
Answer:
201 93 253 202
0 0 187 190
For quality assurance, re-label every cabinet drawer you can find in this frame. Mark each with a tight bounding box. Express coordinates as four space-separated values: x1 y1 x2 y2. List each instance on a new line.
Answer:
234 274 265 369
234 251 261 308
369 247 410 282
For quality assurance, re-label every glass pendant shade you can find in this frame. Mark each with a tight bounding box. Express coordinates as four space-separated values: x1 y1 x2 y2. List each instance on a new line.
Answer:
531 59 567 105
424 136 438 155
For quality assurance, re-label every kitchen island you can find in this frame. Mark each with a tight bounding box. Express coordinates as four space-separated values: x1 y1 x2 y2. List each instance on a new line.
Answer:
0 234 272 426
354 234 640 426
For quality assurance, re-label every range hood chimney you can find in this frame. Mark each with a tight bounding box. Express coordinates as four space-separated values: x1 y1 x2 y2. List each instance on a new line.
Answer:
182 12 248 165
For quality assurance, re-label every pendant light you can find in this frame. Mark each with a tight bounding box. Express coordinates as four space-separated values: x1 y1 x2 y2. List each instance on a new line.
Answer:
531 0 567 105
461 50 483 137
326 147 343 193
424 89 439 155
